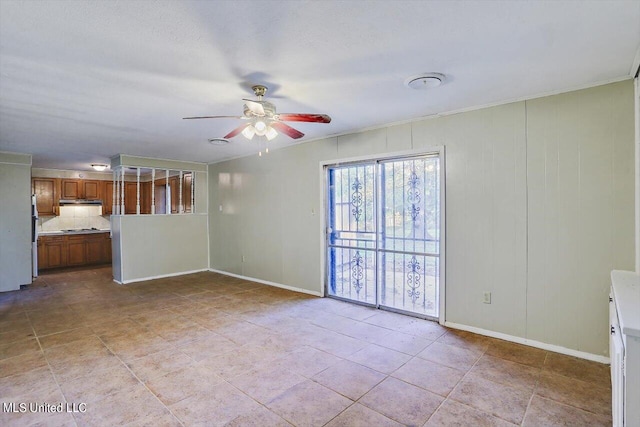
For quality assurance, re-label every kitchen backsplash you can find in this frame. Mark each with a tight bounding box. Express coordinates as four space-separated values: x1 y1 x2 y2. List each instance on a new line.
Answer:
39 206 110 232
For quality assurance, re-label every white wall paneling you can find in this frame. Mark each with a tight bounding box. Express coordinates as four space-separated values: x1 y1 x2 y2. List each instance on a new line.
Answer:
208 81 635 359
0 152 33 292
115 214 209 284
526 82 635 357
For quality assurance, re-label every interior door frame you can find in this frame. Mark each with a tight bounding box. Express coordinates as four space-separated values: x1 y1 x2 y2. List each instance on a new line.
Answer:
319 146 446 325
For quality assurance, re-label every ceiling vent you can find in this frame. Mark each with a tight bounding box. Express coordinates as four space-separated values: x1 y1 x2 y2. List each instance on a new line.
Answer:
405 73 446 90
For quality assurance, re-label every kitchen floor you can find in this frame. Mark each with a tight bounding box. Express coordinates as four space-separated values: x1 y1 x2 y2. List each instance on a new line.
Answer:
1 268 612 426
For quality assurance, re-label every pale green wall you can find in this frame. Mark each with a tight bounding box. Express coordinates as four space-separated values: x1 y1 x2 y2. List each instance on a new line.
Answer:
208 81 635 357
113 214 209 283
526 82 635 356
0 152 32 292
110 164 209 283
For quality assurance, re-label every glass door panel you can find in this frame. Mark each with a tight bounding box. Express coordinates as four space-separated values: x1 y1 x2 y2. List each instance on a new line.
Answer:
326 164 376 305
326 154 441 319
379 156 440 318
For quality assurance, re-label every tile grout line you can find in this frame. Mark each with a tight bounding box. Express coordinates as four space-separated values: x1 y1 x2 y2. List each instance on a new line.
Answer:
323 331 450 426
422 340 491 425
26 308 80 427
317 363 390 426
218 377 296 426
94 335 186 427
520 355 545 427
537 352 612 418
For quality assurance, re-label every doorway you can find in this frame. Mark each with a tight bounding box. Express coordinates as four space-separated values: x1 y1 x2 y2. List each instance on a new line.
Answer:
325 151 444 320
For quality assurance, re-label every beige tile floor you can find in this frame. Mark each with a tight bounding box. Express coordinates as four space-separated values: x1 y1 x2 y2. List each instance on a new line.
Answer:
0 267 612 426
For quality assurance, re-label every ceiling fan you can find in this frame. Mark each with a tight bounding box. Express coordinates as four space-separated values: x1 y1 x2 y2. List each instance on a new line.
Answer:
183 85 331 141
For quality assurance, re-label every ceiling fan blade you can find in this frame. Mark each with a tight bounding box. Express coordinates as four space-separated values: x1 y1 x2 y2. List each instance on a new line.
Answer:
276 113 332 123
224 124 249 139
183 115 244 120
242 99 265 116
270 121 304 139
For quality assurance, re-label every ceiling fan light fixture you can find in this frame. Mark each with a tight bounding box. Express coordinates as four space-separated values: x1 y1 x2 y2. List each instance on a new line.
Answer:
405 73 446 90
254 120 267 135
91 164 108 171
242 125 256 140
265 126 278 141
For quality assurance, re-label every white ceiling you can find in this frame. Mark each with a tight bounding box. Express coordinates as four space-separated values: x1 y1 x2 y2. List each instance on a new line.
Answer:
1 0 639 171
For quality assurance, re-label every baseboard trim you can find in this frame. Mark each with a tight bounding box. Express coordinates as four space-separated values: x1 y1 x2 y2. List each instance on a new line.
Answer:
117 268 209 285
444 321 610 364
209 269 323 297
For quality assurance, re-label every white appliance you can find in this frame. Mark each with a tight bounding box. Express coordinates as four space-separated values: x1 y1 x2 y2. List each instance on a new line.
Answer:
31 194 38 278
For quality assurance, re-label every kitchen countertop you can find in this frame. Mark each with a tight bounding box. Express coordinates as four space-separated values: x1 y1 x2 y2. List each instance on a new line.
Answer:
39 229 111 236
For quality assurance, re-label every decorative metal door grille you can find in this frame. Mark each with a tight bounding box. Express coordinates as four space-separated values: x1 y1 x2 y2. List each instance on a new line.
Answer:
327 164 377 304
326 155 441 319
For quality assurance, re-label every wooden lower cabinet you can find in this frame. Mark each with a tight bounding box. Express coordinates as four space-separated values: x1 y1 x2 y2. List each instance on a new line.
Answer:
38 236 65 269
38 233 111 271
85 235 105 264
67 239 87 266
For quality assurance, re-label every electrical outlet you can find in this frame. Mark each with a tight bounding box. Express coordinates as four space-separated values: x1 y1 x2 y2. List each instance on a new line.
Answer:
483 292 491 304
242 255 245 262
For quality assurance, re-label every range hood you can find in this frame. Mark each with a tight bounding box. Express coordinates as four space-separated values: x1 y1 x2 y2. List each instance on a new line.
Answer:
59 199 103 206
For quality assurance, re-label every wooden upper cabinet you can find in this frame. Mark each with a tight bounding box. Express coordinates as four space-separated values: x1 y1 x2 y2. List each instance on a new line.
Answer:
124 182 138 214
61 179 80 199
169 176 179 213
141 182 152 214
83 180 101 200
32 178 57 216
183 174 193 213
103 181 114 215
61 179 101 200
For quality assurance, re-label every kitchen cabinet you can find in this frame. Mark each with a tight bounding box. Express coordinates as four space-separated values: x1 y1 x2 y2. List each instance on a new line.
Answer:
83 180 101 200
37 236 65 269
61 179 80 199
103 181 114 215
141 182 152 214
166 174 193 213
169 176 179 213
124 182 138 214
32 178 58 216
109 180 154 215
33 177 113 216
183 173 193 213
103 181 137 215
85 234 106 264
67 237 87 266
61 179 101 200
33 174 192 217
38 232 111 271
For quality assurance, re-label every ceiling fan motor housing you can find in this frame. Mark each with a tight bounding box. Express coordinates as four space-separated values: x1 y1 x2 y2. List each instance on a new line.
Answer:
244 101 276 118
252 85 268 97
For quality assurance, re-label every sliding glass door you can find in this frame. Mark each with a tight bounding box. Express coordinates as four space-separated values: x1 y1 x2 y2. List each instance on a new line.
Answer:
326 153 442 319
